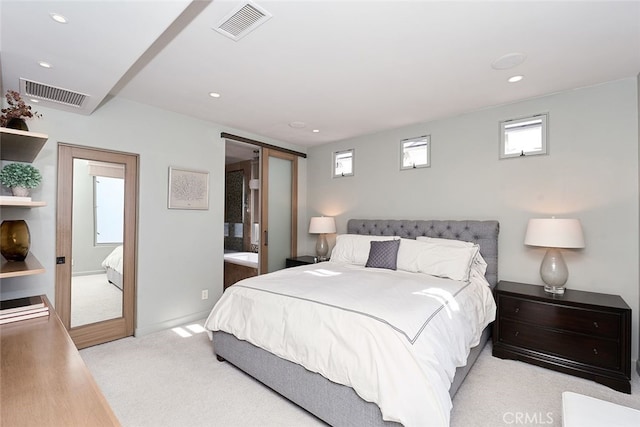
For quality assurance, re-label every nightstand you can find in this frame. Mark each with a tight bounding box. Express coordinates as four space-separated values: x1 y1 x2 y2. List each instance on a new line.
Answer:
285 256 323 268
492 281 631 393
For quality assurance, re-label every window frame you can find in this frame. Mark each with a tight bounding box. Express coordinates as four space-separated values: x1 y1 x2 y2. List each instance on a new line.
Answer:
400 135 431 170
332 148 355 178
499 113 548 159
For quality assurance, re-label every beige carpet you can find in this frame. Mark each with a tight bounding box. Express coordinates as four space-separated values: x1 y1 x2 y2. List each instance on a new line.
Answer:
72 273 122 327
81 321 640 426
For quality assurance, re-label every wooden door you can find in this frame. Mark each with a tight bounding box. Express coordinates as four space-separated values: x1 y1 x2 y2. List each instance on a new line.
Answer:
56 143 138 349
259 148 297 274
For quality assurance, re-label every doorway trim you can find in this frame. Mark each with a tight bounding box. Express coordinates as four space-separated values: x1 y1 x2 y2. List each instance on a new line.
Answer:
55 143 139 349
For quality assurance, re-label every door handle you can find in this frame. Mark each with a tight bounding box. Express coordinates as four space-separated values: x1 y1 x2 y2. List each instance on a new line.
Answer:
264 230 268 246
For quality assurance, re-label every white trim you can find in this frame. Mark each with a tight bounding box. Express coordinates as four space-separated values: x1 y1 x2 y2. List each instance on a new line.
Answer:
134 310 212 337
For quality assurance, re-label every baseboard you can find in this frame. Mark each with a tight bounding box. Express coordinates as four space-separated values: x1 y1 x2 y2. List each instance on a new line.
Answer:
72 270 105 277
134 310 211 337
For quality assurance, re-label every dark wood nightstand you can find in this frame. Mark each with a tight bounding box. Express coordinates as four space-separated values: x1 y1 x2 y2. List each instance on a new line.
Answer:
285 256 323 268
492 281 631 393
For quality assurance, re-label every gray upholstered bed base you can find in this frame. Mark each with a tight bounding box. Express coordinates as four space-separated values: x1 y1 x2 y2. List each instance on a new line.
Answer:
212 219 499 426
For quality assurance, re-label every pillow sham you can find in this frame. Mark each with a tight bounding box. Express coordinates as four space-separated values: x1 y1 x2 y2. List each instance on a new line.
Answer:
365 239 401 270
396 238 479 281
415 243 479 282
416 235 488 276
330 234 400 266
415 236 474 247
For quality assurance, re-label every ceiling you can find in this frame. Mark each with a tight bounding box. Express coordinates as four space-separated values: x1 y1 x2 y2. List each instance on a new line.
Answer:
2 0 639 152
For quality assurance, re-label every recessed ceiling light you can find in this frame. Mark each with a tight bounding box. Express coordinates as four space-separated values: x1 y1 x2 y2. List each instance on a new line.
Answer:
508 75 524 83
30 99 40 103
50 13 68 24
38 61 52 69
312 129 320 133
289 121 306 129
208 92 221 98
492 52 526 70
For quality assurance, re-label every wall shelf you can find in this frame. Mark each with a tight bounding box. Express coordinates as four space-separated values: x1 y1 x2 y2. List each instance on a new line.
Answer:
0 127 48 162
0 199 46 208
0 128 48 279
0 253 45 278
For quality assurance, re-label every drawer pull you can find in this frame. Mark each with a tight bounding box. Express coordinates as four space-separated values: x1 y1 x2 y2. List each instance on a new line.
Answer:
514 331 519 337
514 307 520 313
593 348 598 355
593 321 599 328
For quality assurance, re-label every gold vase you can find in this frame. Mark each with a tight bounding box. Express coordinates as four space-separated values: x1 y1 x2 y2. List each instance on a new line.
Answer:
0 220 31 261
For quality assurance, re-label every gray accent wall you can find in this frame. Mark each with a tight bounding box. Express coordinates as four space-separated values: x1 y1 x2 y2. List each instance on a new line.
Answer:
0 96 306 336
306 78 640 363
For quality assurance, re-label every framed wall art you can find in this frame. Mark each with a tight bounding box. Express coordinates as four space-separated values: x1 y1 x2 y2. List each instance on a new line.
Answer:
168 167 209 210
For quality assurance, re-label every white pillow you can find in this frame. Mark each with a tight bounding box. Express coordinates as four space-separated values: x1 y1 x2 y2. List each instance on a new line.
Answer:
416 236 488 277
415 243 479 281
396 238 425 273
331 234 399 266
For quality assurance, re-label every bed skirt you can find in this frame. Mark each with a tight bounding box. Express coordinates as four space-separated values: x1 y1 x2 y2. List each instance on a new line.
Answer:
212 325 491 426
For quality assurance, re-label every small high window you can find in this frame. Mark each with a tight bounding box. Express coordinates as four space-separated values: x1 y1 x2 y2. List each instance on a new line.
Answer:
500 113 548 159
333 149 354 177
400 135 430 170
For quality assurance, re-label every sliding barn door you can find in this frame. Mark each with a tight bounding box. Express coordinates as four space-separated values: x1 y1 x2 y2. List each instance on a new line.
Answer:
260 149 297 273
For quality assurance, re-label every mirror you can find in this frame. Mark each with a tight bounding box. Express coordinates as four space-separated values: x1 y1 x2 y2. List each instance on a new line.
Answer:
70 159 124 327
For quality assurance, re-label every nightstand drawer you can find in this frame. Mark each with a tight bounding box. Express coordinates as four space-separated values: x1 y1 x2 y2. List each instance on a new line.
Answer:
498 295 620 339
499 319 620 370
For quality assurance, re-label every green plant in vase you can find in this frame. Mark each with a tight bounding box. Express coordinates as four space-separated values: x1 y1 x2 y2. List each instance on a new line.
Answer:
0 163 42 197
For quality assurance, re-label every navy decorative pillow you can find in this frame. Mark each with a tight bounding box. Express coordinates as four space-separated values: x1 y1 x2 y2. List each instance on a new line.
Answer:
365 239 400 270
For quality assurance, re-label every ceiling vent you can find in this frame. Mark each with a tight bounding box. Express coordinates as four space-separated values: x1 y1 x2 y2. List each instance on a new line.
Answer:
214 2 272 41
20 78 88 108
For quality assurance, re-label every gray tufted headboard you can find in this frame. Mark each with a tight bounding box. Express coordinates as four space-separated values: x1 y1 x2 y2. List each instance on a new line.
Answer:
347 219 499 287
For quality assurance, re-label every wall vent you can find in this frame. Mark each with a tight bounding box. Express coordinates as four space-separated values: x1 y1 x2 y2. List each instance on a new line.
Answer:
20 78 88 108
214 2 272 41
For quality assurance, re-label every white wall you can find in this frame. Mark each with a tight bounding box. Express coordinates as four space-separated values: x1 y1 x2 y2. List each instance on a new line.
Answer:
0 96 306 336
306 78 640 362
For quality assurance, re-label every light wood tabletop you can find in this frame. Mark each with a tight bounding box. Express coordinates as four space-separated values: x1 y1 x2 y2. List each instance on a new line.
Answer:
1 296 120 426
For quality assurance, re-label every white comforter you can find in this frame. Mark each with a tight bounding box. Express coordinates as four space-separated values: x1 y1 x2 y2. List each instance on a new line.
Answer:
205 262 496 426
101 245 123 274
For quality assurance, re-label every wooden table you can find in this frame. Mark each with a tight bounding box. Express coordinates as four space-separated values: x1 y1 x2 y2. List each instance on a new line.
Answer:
1 296 120 426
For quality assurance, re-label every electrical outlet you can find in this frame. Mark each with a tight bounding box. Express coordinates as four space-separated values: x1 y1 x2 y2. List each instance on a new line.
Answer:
201 289 208 300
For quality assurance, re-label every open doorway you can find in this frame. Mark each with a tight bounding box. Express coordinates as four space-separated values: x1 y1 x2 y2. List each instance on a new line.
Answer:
224 140 261 288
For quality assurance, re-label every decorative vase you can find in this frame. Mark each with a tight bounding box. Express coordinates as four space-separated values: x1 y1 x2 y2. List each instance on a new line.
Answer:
11 186 30 197
5 118 29 131
0 220 31 261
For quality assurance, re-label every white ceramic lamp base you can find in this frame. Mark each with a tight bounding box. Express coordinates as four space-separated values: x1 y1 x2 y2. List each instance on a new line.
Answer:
540 248 569 295
315 234 329 261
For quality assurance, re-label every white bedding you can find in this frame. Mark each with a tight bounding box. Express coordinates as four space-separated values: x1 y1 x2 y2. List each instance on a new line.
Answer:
205 262 496 426
101 245 123 274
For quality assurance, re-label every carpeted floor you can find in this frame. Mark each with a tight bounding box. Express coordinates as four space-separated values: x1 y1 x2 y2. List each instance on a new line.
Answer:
72 273 122 327
80 321 640 427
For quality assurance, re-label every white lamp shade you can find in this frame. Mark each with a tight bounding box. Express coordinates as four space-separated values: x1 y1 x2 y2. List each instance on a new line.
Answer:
524 218 585 249
309 216 336 234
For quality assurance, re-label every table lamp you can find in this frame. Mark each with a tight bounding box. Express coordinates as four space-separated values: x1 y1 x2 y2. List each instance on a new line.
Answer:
524 218 585 295
309 216 336 261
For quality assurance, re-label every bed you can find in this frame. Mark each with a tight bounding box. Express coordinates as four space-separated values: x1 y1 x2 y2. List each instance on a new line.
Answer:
101 245 123 290
205 219 499 426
